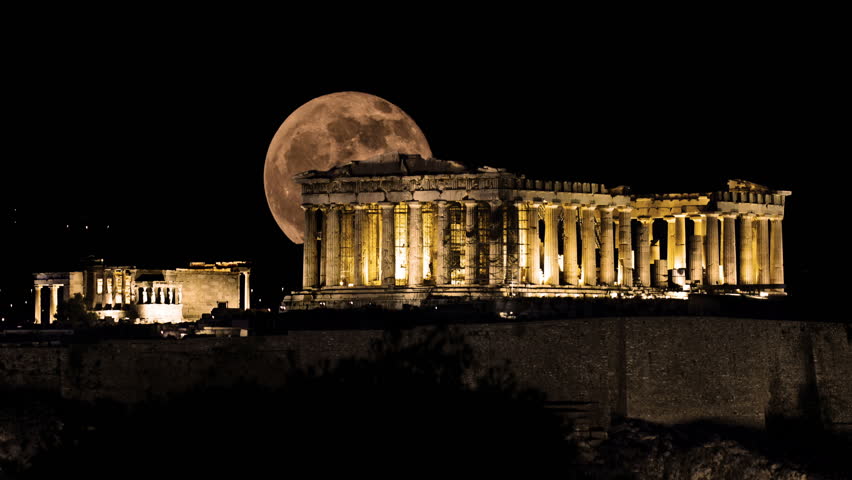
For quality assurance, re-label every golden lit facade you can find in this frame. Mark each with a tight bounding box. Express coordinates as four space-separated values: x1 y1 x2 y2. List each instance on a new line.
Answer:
285 154 789 310
33 261 251 324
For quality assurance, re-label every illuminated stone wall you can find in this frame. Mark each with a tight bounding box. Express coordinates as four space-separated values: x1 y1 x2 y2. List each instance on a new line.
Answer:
135 304 183 324
33 261 248 324
173 270 242 320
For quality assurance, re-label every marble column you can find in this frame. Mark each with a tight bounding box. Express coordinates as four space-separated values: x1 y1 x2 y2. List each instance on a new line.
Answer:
158 287 165 304
666 217 676 269
739 214 755 285
434 201 448 285
303 206 319 289
141 287 148 304
120 272 126 308
688 236 703 284
177 286 183 304
581 207 597 286
618 208 633 287
106 277 114 308
379 202 396 287
353 205 366 287
704 214 721 285
242 272 250 309
636 218 651 286
407 202 423 286
506 202 521 285
324 205 341 287
757 216 770 285
653 259 668 287
167 287 173 305
488 201 504 285
96 271 105 308
33 285 42 324
674 214 687 270
723 214 738 285
562 205 579 286
49 284 60 324
463 200 478 284
528 203 541 285
651 239 660 263
599 207 615 285
689 216 705 284
770 217 784 285
543 204 560 286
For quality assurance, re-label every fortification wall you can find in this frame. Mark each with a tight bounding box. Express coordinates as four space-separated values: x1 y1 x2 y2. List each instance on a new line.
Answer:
625 317 775 427
0 347 67 392
1 317 849 432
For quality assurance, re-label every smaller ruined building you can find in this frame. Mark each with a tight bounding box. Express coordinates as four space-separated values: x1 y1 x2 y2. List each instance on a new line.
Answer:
284 153 790 310
33 259 251 324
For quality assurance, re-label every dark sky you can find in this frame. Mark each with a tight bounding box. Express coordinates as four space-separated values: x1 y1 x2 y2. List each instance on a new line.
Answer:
1 24 838 319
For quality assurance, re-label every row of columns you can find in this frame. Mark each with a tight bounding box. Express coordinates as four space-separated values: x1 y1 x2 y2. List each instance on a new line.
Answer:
303 202 784 290
306 201 491 289
33 284 61 324
137 286 182 305
641 213 783 288
527 204 633 287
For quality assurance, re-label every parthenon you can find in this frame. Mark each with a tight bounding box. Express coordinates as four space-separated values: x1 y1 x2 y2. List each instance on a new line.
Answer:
283 153 789 310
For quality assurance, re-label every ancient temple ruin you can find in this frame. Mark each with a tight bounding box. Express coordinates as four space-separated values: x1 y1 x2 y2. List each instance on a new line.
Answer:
283 153 789 310
33 260 251 324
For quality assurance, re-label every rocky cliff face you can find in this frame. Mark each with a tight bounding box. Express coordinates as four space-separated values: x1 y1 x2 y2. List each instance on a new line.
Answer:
577 419 850 479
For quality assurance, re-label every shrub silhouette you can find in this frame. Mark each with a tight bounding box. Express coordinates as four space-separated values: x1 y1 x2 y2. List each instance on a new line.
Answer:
27 326 570 477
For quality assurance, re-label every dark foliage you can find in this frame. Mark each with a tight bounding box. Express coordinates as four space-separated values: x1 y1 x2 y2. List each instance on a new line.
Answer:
53 293 100 328
24 326 572 477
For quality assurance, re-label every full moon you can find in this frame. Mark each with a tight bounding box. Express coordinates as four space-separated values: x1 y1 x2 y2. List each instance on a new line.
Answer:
264 92 433 244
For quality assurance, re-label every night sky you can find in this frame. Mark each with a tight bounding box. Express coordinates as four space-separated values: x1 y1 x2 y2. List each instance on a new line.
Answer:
1 27 837 322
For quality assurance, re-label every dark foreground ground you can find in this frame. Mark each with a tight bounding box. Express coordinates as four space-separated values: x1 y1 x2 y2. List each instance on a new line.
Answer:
1 326 850 479
2 392 850 479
